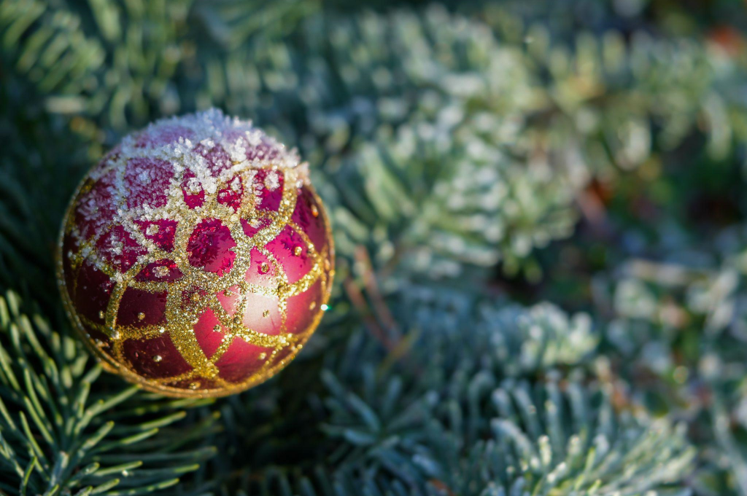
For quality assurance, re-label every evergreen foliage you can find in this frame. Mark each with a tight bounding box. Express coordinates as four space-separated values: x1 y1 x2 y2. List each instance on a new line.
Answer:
1 0 747 494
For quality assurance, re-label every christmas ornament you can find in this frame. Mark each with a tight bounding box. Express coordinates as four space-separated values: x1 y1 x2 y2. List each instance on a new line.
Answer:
57 109 334 398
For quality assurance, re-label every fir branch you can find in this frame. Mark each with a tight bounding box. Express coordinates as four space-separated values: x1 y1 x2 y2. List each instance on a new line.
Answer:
0 292 216 494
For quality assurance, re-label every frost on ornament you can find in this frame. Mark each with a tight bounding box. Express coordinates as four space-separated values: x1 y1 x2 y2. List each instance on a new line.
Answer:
57 109 334 397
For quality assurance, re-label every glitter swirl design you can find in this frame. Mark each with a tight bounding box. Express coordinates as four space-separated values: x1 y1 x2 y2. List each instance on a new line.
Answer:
57 110 334 398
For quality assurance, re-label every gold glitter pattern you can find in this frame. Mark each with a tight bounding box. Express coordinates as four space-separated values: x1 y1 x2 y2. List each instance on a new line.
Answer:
56 110 334 398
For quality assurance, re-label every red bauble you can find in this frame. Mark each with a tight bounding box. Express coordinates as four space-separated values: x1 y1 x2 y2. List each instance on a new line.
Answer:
57 110 334 397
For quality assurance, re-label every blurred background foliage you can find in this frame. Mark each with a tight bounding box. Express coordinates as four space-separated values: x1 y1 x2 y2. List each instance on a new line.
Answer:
1 0 747 494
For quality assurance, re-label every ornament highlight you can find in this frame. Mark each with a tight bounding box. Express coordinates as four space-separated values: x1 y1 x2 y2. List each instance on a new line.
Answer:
57 109 334 397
